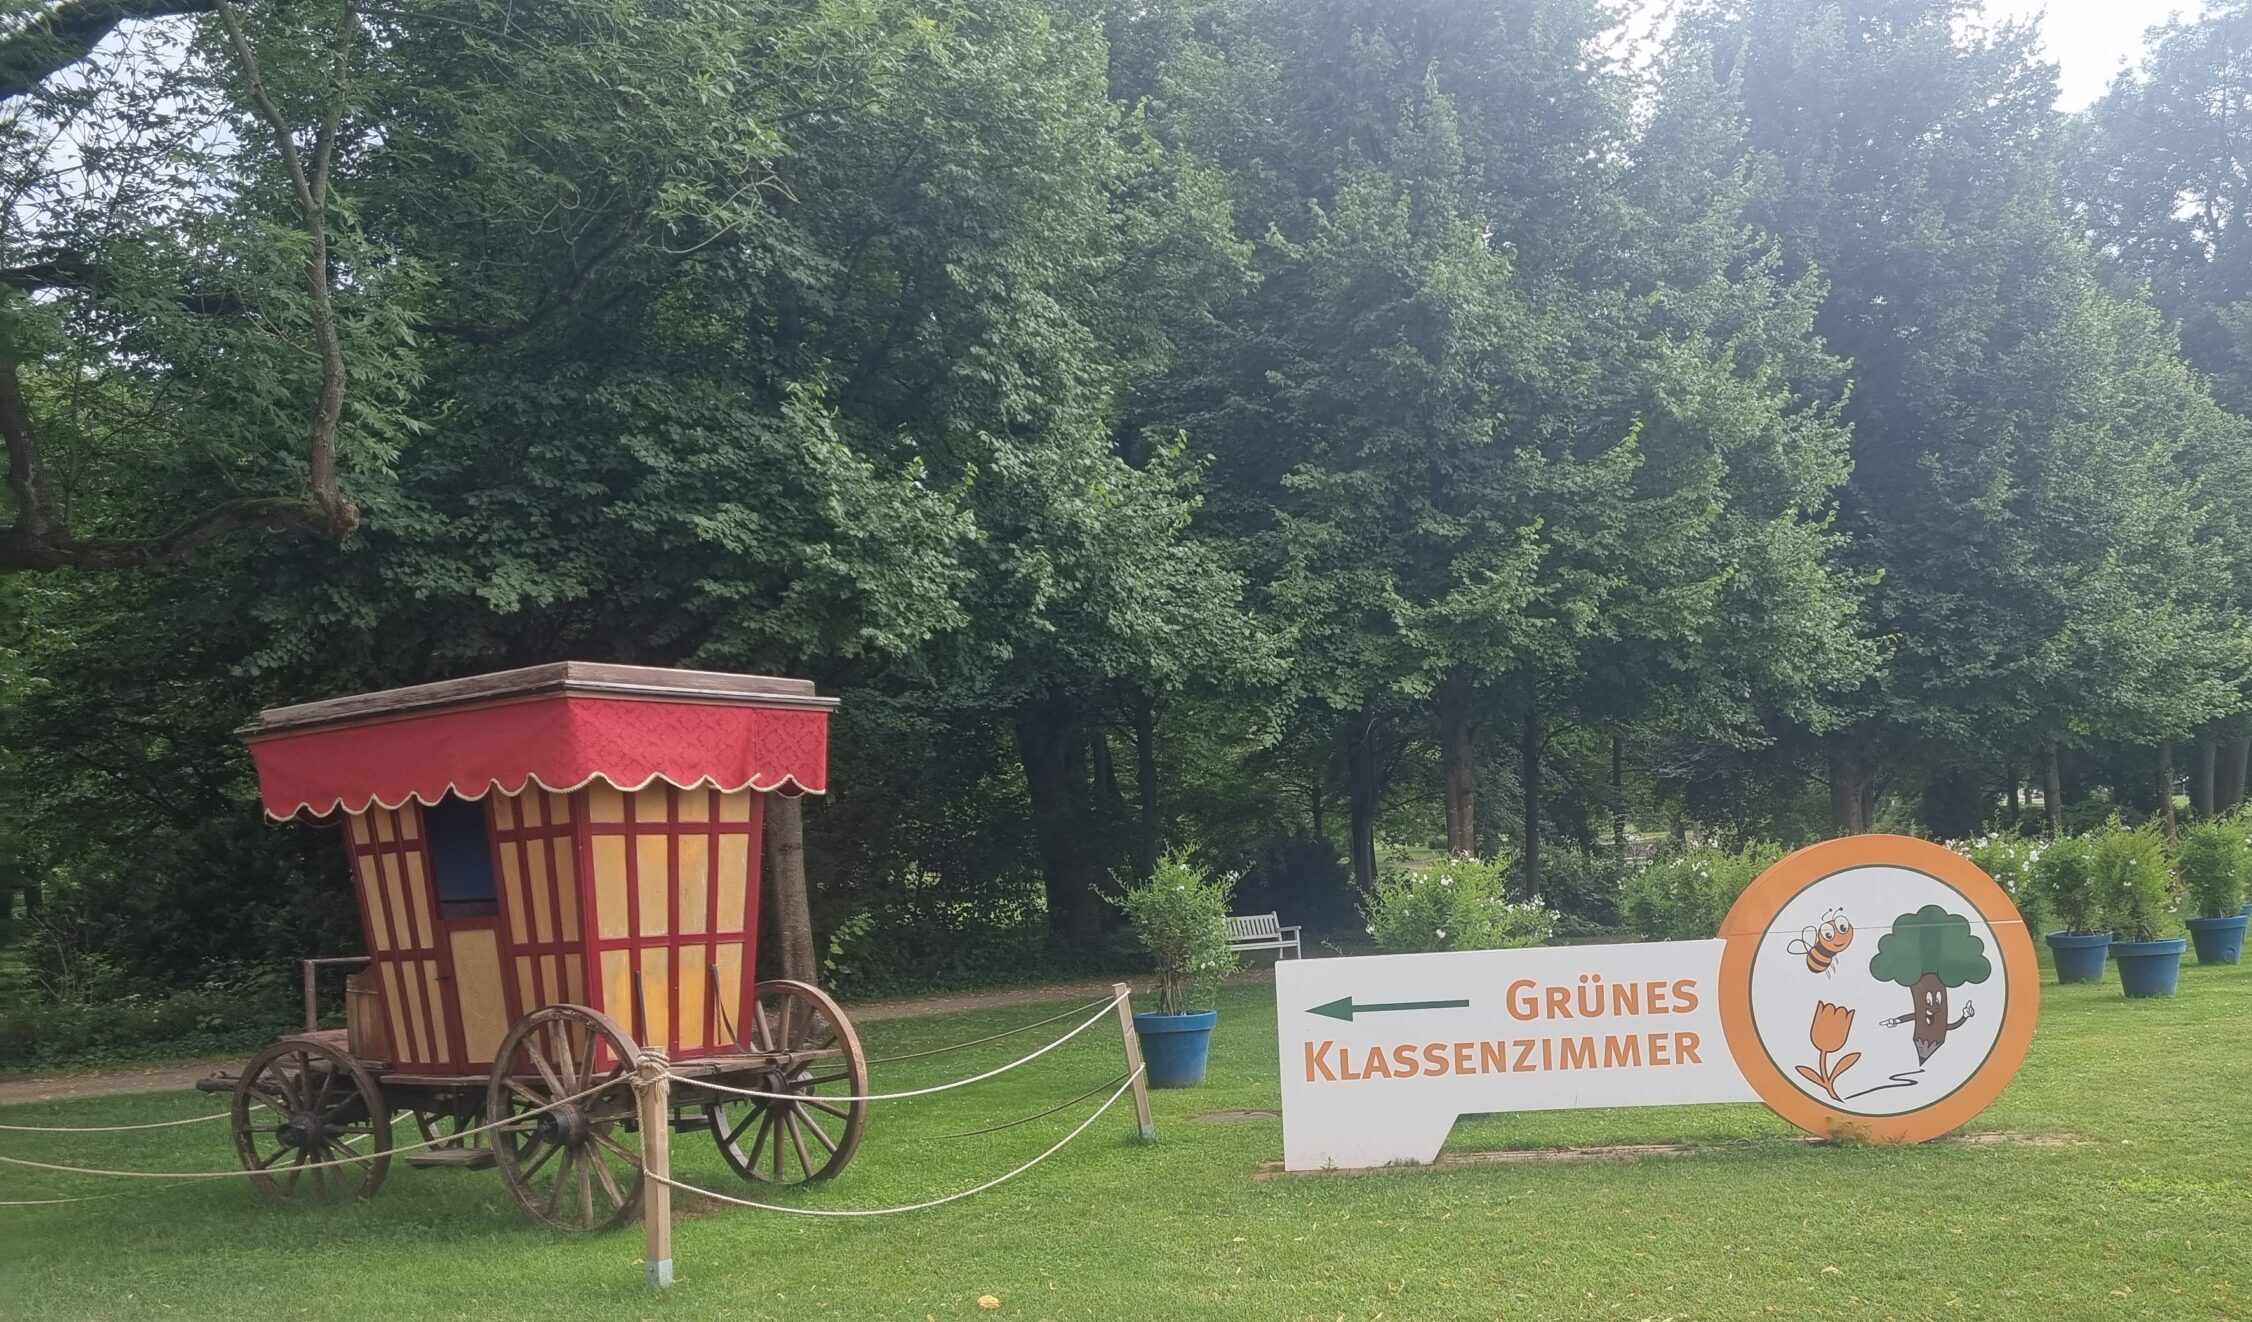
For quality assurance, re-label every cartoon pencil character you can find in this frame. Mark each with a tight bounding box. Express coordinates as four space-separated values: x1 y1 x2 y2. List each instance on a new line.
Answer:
1788 909 1854 975
1869 905 1991 1064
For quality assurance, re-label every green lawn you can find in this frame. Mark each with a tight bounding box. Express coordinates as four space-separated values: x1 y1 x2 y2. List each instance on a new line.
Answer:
2 958 2247 1320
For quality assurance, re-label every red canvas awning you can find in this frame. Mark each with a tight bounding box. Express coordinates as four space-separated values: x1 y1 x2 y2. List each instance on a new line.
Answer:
241 662 835 820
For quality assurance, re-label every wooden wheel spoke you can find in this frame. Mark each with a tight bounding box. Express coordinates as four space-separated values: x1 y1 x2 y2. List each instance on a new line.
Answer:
525 1038 568 1098
576 1150 595 1227
803 1097 852 1120
747 1107 777 1173
783 1107 815 1177
724 1104 765 1147
519 1139 560 1180
800 1071 852 1089
801 1111 841 1155
504 1077 547 1108
588 1143 628 1209
543 1146 575 1220
257 1143 295 1169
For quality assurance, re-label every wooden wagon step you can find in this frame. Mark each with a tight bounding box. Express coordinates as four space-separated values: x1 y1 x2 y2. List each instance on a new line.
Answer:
403 1147 497 1170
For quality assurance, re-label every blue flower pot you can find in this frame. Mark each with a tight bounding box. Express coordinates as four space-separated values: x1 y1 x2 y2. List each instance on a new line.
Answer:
1134 1010 1218 1088
2186 913 2249 965
2113 937 2188 998
2047 931 2112 984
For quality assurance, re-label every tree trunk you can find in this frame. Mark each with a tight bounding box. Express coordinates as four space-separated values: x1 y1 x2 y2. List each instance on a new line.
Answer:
763 792 817 983
2224 737 2251 814
2044 743 2064 837
1014 707 1111 948
1132 691 1159 879
2158 742 2179 843
1346 711 1384 891
2195 735 2218 819
1829 741 1873 835
1308 773 1326 839
2004 765 2020 820
1436 667 1476 855
1521 700 1541 897
1610 730 1626 864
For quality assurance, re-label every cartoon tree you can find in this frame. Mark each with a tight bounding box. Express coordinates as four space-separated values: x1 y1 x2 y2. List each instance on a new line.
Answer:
1869 906 1991 1064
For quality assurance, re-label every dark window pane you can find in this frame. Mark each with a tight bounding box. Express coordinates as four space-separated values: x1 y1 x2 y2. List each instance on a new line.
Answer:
426 796 498 918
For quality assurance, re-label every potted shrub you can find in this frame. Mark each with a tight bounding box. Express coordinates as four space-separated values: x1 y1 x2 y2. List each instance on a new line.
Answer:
2178 821 2249 965
1115 853 1237 1087
2094 825 2187 998
2032 834 2110 983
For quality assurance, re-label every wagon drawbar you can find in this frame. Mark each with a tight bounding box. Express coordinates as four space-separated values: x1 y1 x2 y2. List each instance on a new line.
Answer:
200 662 869 1229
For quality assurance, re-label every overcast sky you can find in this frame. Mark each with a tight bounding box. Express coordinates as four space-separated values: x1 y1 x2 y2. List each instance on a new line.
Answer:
1986 0 2208 107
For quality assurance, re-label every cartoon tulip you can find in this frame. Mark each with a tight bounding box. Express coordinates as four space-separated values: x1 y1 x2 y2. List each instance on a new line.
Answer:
1795 1001 1862 1101
1810 1001 1855 1055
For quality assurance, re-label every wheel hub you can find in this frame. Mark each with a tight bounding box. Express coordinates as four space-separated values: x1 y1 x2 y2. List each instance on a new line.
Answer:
536 1103 588 1147
279 1110 325 1150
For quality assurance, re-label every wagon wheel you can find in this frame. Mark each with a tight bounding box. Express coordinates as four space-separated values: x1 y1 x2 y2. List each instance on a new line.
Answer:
230 1036 392 1202
706 979 867 1185
487 1004 644 1232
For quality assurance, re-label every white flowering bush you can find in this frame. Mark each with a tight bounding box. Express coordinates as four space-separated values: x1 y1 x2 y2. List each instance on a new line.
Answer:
1620 842 1785 940
1113 853 1237 1015
1958 833 2045 931
1363 855 1554 954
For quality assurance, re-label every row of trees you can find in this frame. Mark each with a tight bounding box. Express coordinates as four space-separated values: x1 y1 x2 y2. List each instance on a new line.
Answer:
7 0 2252 989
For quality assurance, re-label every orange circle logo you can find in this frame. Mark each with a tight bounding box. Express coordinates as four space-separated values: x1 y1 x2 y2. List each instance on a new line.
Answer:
1717 835 2039 1143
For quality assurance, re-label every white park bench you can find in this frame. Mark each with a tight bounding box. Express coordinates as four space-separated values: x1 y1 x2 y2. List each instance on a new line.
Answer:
1226 912 1303 959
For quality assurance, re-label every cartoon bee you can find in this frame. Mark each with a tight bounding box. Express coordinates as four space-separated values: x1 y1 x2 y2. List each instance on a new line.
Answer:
1788 909 1854 976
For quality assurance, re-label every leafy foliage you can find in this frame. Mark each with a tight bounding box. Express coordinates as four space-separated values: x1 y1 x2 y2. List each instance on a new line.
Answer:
1619 842 1787 941
2089 824 2181 943
2177 821 2249 919
1363 855 1554 954
1112 853 1236 1015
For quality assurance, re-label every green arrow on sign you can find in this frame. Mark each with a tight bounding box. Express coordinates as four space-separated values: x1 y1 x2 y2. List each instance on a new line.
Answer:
1308 995 1470 1023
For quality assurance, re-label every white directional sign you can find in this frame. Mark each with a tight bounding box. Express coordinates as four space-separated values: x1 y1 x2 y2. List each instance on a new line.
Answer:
1274 836 2041 1172
1277 940 1753 1171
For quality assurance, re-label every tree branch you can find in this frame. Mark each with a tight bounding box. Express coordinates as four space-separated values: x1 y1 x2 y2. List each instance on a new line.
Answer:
0 0 213 102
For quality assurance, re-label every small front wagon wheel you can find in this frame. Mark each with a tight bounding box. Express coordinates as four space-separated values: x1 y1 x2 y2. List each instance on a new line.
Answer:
487 1004 644 1232
231 1036 392 1202
705 979 868 1186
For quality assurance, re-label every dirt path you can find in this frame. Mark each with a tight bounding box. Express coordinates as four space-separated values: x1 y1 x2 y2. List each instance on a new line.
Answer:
0 972 1270 1107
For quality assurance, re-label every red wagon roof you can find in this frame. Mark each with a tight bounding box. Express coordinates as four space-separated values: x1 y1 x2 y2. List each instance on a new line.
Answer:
240 662 836 820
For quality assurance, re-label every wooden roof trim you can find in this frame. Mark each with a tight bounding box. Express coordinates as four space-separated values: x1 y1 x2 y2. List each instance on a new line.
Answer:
241 661 837 737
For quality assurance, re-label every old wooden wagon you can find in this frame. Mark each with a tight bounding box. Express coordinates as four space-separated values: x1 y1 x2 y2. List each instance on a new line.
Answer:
199 662 865 1230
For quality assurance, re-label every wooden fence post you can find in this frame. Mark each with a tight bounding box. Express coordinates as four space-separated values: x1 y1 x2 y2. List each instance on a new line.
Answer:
634 1047 674 1288
1111 982 1155 1141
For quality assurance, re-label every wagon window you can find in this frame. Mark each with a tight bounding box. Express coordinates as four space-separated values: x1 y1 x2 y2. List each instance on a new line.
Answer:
425 796 499 919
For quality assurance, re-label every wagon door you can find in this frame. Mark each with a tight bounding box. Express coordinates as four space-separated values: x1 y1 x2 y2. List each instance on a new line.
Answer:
344 804 461 1069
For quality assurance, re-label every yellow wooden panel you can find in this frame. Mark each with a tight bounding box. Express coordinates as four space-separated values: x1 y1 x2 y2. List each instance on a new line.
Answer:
400 805 422 842
678 944 708 1051
633 785 671 825
496 793 519 830
718 791 752 823
562 953 584 1005
592 837 630 939
515 955 536 1013
714 941 744 1047
498 840 527 946
375 850 406 948
678 835 711 936
519 790 543 830
553 840 581 941
541 954 561 1009
449 928 509 1064
374 809 396 844
677 788 711 822
547 791 573 824
527 839 554 945
589 783 624 823
348 814 372 846
636 834 670 937
353 854 391 951
419 960 451 1062
403 852 435 951
600 949 632 1028
380 961 417 1063
716 837 749 932
643 946 672 1050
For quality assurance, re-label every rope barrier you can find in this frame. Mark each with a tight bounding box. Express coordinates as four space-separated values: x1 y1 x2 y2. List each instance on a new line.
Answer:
865 997 1115 1066
932 1073 1128 1140
0 1110 236 1133
0 1078 620 1182
645 1066 1143 1218
676 991 1126 1105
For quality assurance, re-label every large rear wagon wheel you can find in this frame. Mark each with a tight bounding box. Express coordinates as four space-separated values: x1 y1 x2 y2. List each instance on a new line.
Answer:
487 1004 644 1232
705 979 868 1186
231 1036 392 1201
